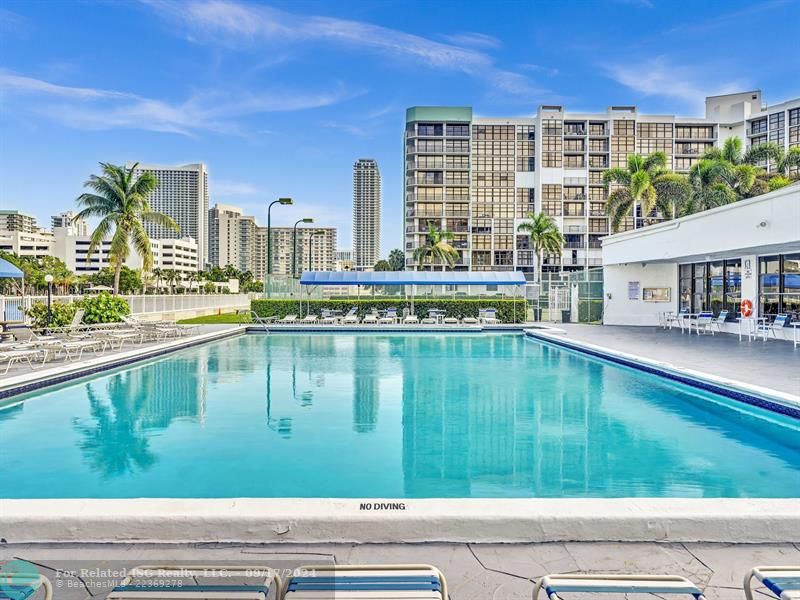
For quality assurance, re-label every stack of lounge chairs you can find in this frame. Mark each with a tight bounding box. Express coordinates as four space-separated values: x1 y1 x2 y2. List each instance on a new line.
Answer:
270 306 503 327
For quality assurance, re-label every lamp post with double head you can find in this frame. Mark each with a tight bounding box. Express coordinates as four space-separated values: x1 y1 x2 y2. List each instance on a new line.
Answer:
292 218 314 279
266 197 293 297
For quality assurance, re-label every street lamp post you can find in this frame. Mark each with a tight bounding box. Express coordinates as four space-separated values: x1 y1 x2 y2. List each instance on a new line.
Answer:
292 218 314 279
265 197 293 297
44 274 54 332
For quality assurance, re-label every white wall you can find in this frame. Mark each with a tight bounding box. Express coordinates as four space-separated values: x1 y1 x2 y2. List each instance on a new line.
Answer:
603 263 678 326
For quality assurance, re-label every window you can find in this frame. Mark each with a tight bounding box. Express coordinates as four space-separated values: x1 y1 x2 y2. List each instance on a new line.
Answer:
675 125 714 139
517 125 535 141
445 124 469 137
417 123 443 136
769 112 785 130
637 123 673 138
760 253 800 318
679 260 741 316
791 108 800 126
750 118 768 135
613 120 634 135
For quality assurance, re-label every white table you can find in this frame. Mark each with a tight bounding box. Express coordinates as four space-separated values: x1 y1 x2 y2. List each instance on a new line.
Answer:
790 323 800 348
737 317 767 341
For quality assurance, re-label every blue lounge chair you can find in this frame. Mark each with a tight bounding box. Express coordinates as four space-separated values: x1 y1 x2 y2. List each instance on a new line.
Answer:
534 573 705 600
0 571 52 600
694 311 715 335
757 314 789 341
282 564 447 599
744 566 800 600
107 565 281 599
711 309 729 332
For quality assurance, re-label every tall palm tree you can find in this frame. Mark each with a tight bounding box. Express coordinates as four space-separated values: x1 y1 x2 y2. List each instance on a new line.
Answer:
517 212 564 284
603 152 681 231
76 163 178 294
163 269 179 294
412 222 459 270
187 271 203 294
744 141 800 176
151 268 163 294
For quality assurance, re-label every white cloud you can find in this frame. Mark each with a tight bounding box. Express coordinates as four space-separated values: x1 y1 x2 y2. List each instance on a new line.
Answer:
439 32 501 49
213 180 259 196
603 56 748 112
0 71 360 136
141 0 549 99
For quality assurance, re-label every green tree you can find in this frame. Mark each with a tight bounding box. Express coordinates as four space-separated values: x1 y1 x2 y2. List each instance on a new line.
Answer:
744 141 800 176
373 260 391 271
603 152 686 230
163 269 180 294
206 265 226 282
90 266 142 294
412 222 459 270
152 268 163 294
76 162 179 294
517 212 564 284
387 249 405 271
187 271 204 293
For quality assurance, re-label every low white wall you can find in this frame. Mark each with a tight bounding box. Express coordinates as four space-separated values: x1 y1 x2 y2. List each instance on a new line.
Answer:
603 263 677 326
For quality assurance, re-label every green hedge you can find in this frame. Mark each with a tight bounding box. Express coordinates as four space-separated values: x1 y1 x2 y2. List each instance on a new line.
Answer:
251 298 527 323
578 299 603 323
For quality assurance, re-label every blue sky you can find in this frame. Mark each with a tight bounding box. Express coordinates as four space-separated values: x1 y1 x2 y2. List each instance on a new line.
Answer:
1 0 798 255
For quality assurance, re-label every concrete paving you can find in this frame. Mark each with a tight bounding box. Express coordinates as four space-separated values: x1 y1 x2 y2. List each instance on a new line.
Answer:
3 542 798 599
552 324 799 396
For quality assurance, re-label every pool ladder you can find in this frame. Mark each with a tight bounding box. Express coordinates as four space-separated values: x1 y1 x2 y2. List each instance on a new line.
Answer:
238 310 273 332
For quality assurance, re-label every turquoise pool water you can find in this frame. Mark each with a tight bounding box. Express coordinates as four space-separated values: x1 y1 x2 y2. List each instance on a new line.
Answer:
1 332 798 499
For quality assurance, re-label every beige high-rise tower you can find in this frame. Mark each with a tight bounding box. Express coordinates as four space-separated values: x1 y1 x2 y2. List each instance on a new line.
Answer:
352 158 381 270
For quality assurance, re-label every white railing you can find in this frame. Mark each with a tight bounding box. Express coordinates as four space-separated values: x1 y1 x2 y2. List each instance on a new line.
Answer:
1 294 251 322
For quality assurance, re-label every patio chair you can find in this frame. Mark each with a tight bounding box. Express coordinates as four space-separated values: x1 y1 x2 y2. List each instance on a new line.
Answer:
744 565 800 600
277 314 298 324
403 314 420 324
320 309 338 325
0 568 53 600
362 313 379 325
757 314 789 341
282 564 447 599
694 311 715 335
421 317 437 324
107 564 281 599
534 573 705 600
444 316 460 325
0 348 48 374
379 308 399 325
342 307 360 324
479 308 500 325
301 314 319 324
461 315 479 325
711 309 729 332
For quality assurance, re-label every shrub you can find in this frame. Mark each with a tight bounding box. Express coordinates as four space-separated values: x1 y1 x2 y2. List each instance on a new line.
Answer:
79 292 130 324
578 299 603 323
251 298 528 323
25 301 78 329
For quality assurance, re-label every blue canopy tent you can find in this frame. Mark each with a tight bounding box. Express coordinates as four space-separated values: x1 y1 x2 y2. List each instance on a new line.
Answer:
299 270 528 320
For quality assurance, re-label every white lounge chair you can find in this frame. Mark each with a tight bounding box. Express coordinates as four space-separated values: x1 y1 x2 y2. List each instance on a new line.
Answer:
379 308 399 324
693 311 715 335
421 317 437 324
534 573 705 600
108 564 281 599
362 313 379 325
744 565 800 600
301 314 318 324
278 314 298 324
403 314 420 324
0 568 53 600
462 316 479 325
342 307 360 324
283 564 447 599
711 309 729 332
757 314 789 341
320 309 338 325
0 348 48 374
479 308 500 325
444 317 460 325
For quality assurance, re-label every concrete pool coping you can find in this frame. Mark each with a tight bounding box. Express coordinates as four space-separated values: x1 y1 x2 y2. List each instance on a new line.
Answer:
2 325 798 545
1 498 799 544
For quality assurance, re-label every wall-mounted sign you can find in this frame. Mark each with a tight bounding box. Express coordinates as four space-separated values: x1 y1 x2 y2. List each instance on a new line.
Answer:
743 258 753 280
628 281 640 300
643 287 671 302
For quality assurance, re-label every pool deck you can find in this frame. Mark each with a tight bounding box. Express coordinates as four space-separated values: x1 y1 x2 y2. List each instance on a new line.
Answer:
3 541 798 599
537 323 799 397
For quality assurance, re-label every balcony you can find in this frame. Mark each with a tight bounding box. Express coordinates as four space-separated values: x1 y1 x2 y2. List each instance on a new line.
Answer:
564 194 586 201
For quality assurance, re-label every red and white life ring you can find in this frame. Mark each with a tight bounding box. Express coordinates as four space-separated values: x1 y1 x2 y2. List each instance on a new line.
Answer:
740 299 753 317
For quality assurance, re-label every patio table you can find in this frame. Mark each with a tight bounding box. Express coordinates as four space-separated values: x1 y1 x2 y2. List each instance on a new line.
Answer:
790 323 800 348
737 317 767 341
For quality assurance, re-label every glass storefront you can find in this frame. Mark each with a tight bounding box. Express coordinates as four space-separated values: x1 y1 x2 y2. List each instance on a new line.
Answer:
679 259 741 318
759 253 800 319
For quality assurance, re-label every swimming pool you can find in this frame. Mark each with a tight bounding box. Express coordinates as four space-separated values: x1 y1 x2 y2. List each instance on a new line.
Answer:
1 332 798 499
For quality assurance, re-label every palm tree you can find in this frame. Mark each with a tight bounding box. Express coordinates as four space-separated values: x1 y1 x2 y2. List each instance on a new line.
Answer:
151 268 163 294
603 152 683 231
187 271 203 294
412 222 459 270
76 163 179 294
163 269 179 294
517 212 564 284
744 141 800 176
388 248 405 271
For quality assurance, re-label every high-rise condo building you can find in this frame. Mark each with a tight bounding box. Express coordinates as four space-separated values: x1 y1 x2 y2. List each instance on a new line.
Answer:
129 162 209 269
0 210 38 233
404 91 799 274
208 204 243 269
51 211 88 236
268 227 337 276
353 158 381 270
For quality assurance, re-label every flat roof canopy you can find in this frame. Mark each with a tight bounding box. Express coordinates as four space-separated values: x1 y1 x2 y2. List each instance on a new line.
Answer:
299 271 527 286
0 257 23 279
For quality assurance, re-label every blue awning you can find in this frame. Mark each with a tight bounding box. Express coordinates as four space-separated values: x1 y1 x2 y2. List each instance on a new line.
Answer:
0 257 24 279
299 271 528 286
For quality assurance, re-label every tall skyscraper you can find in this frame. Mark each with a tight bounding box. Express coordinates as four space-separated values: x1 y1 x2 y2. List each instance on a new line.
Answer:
404 92 799 274
352 158 381 270
129 162 209 268
268 227 337 276
208 203 243 269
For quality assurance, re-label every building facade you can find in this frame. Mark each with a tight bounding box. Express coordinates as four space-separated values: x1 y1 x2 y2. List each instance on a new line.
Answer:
404 92 800 274
208 203 243 269
0 210 39 233
130 162 209 269
0 229 54 262
268 227 337 276
353 158 381 270
335 249 354 272
51 211 89 236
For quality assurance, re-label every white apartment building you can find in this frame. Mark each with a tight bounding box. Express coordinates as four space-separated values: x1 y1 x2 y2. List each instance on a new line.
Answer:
269 227 337 276
404 92 800 274
0 210 39 233
208 203 243 269
0 229 54 262
335 249 354 272
129 162 209 269
353 158 381 270
51 211 89 236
